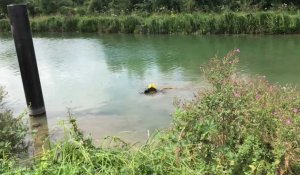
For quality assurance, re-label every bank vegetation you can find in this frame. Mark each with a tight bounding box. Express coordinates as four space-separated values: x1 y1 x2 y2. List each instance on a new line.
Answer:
1 12 300 34
1 50 300 174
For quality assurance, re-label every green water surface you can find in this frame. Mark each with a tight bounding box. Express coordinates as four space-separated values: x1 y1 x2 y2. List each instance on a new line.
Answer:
1 33 300 142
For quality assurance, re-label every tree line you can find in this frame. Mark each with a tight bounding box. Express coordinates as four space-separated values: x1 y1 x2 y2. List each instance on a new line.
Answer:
1 0 300 18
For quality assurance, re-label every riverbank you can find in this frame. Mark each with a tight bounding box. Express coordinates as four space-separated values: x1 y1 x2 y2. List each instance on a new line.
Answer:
1 50 300 174
1 12 300 34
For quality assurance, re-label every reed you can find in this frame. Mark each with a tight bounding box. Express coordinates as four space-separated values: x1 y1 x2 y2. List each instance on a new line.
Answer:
0 19 9 32
1 12 299 34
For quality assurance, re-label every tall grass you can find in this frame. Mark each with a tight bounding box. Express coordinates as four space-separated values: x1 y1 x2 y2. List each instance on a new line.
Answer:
1 12 300 34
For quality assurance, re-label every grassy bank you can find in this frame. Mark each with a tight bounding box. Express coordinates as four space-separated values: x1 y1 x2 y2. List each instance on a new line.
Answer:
1 12 300 34
1 50 300 174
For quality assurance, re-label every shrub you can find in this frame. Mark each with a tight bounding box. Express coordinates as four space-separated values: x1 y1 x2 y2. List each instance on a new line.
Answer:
77 17 98 32
0 19 9 32
173 50 300 174
46 16 63 32
62 16 80 32
31 17 49 32
0 87 27 158
120 16 141 33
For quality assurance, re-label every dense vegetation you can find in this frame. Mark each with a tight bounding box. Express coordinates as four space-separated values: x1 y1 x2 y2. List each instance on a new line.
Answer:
1 0 300 17
1 51 300 174
1 1 300 34
0 87 27 171
1 12 300 34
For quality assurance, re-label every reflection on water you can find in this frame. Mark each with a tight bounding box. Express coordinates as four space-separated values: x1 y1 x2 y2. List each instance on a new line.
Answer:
1 33 300 142
29 114 50 155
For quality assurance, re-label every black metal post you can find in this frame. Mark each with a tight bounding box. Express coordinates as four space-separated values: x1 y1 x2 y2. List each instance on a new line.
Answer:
7 4 46 116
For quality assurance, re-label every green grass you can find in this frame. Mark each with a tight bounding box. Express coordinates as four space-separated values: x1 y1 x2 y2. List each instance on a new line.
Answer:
0 87 27 160
0 19 10 32
1 12 300 34
1 50 300 174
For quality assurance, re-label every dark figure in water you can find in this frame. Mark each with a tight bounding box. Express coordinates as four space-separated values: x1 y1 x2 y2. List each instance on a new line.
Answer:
144 83 158 94
143 83 175 95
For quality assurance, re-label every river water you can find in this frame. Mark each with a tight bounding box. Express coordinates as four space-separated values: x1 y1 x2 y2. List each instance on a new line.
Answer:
1 33 300 142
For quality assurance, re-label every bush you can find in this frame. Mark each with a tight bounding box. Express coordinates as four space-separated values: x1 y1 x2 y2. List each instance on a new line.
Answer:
31 17 50 32
173 50 300 174
46 16 64 32
62 16 80 32
0 19 9 32
0 87 27 158
77 17 98 32
120 16 141 33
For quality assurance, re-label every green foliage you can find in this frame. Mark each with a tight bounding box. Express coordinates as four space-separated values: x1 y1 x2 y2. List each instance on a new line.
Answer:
77 16 99 32
87 0 110 14
0 19 10 32
8 12 296 34
108 0 132 14
0 0 300 17
58 6 77 16
0 0 24 16
0 87 27 159
120 15 141 33
1 1 300 34
27 0 42 17
62 16 80 31
2 51 300 174
173 50 300 174
39 0 73 14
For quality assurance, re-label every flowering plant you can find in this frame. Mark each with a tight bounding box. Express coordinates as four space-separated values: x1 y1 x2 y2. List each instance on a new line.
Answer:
174 49 300 174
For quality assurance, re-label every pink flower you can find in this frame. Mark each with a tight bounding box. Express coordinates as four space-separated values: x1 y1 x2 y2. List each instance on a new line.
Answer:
236 48 240 53
293 108 298 113
255 95 261 100
268 86 273 92
233 91 241 98
286 119 292 125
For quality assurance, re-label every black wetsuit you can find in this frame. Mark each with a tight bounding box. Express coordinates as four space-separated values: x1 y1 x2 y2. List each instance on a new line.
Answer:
144 87 157 94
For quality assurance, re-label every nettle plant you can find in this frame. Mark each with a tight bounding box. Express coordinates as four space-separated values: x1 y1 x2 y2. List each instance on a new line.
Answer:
173 50 300 174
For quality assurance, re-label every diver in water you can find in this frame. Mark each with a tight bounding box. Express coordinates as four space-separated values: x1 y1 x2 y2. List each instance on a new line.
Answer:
143 83 175 95
144 83 157 94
